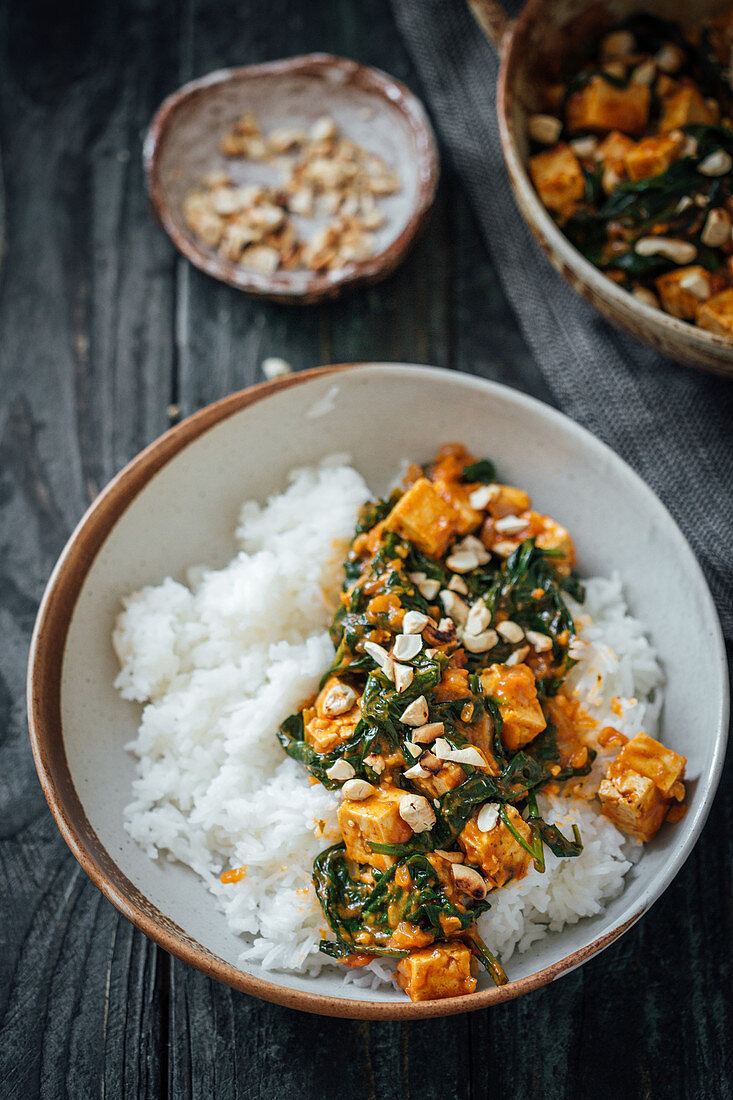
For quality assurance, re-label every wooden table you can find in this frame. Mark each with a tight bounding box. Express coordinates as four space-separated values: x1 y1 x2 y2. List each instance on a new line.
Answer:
1 1 730 1097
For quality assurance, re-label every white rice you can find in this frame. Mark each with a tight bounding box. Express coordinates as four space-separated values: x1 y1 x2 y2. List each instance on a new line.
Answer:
114 460 664 988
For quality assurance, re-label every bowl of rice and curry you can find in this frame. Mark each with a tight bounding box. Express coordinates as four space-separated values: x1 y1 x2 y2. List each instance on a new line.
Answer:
27 364 728 1017
468 0 733 375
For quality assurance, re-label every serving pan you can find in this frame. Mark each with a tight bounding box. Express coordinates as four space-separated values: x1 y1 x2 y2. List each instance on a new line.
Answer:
27 363 728 1018
468 0 733 376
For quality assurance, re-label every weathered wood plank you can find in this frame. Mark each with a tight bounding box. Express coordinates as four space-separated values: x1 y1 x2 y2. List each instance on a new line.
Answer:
325 185 451 371
169 959 474 1100
0 0 178 1095
172 0 328 414
451 181 554 402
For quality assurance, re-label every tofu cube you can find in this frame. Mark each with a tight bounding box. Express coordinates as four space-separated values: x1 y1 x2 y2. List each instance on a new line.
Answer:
433 667 470 701
625 133 683 180
595 130 636 192
566 76 650 136
304 677 363 753
530 512 576 571
528 143 585 218
432 479 483 535
598 769 668 842
396 941 476 1001
486 484 531 519
458 806 532 888
655 266 713 321
427 446 484 533
411 759 466 801
599 733 686 842
338 788 413 872
596 130 636 168
611 733 686 798
658 84 716 132
384 477 461 557
696 288 733 336
388 920 435 952
482 509 574 571
314 677 360 719
305 708 360 755
480 663 546 751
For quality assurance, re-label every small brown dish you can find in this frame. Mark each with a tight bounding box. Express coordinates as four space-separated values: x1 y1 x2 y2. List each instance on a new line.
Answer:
144 54 439 304
467 0 733 378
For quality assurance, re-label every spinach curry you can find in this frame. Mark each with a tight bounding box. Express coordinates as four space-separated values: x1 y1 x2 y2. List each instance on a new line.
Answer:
527 12 733 334
278 446 686 1001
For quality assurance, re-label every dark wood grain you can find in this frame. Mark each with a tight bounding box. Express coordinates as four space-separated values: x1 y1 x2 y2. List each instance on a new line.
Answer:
0 0 730 1098
0 0 175 1096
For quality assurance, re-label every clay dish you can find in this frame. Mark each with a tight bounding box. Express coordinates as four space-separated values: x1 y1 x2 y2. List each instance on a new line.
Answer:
468 0 733 377
27 363 728 1019
144 55 439 304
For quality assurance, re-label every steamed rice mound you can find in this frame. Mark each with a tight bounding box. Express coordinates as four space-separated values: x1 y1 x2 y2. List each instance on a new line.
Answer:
114 459 663 985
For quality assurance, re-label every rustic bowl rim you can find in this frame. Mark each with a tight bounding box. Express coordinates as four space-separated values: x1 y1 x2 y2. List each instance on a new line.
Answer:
27 362 729 1019
143 54 440 305
493 0 733 372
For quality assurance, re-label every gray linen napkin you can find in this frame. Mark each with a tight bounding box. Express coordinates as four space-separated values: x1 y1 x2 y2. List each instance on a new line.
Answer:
391 0 733 638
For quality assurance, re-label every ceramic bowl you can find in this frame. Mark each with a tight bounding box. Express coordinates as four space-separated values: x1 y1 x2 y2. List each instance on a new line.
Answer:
144 55 439 304
468 0 733 377
28 363 728 1019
